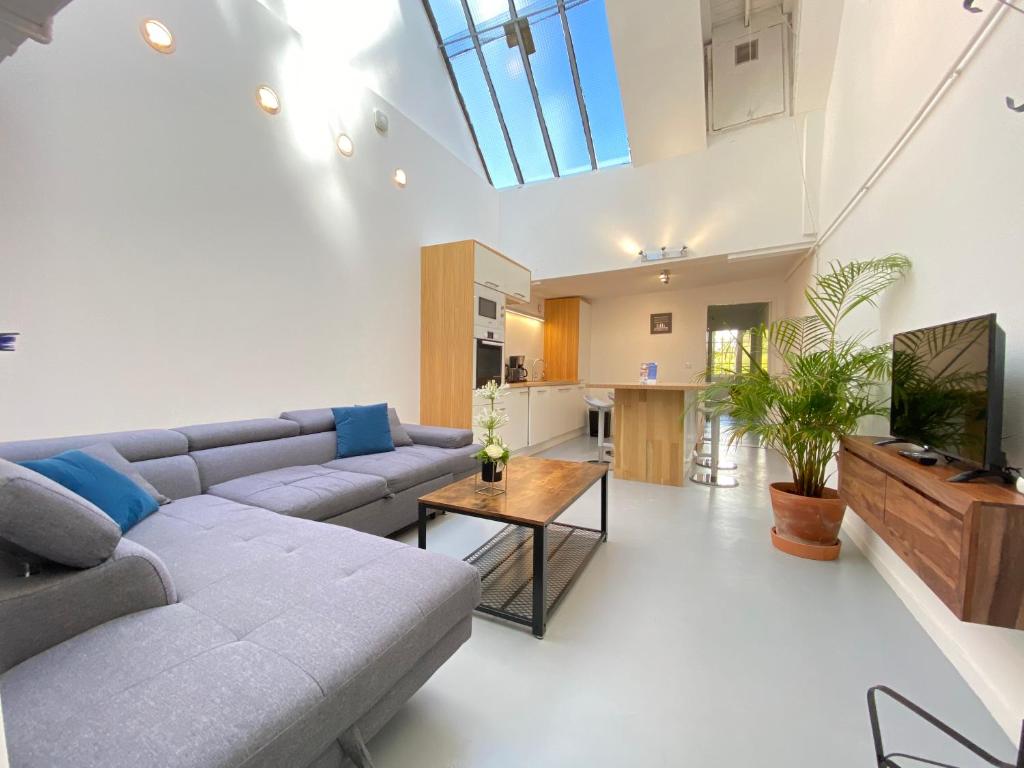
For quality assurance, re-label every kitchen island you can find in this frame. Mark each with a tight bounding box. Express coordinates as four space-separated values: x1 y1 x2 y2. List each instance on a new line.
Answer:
589 383 706 486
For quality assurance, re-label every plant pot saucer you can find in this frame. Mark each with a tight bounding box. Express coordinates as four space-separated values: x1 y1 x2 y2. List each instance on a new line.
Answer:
770 527 841 561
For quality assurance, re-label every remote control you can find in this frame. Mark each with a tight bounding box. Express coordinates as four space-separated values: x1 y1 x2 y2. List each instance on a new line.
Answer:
898 449 938 466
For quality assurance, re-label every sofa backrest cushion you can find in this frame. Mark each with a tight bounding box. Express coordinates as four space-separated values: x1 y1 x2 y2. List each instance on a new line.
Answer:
0 458 122 568
279 407 335 435
173 418 300 451
133 455 202 500
190 432 337 490
0 429 187 463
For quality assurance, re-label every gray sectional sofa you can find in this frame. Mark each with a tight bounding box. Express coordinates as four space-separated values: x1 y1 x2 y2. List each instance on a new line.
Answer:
0 408 483 768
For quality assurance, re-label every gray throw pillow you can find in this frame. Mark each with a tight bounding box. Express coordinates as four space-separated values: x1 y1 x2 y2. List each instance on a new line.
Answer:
0 458 121 568
79 442 171 505
388 408 414 447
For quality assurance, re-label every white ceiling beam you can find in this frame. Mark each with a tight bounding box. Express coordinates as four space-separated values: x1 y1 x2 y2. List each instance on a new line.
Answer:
605 0 707 167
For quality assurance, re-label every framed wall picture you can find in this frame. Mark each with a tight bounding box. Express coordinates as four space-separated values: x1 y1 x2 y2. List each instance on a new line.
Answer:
650 313 672 335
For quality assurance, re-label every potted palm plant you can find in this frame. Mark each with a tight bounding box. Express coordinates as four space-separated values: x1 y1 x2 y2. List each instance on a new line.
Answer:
701 254 911 560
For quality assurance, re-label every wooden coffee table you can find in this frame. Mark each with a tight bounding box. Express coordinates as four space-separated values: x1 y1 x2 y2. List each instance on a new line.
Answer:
418 456 608 638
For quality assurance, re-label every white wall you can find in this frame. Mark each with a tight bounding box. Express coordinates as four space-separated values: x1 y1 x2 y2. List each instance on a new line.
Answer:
812 0 1024 742
498 115 813 279
0 0 498 440
504 311 544 371
254 0 484 176
587 276 787 385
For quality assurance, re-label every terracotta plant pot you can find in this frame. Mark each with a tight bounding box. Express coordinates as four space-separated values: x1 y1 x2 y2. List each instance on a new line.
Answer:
481 463 503 483
768 482 846 561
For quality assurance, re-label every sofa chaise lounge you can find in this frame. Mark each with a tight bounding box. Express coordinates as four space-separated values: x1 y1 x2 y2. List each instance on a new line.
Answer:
0 408 483 768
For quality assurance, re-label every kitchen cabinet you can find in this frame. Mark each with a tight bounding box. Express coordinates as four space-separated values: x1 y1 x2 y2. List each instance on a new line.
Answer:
543 297 591 382
527 386 554 445
421 240 531 428
502 388 530 451
528 384 586 446
474 242 530 303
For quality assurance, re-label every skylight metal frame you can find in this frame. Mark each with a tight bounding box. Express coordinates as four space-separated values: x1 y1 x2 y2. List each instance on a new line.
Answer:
423 0 607 186
506 0 559 178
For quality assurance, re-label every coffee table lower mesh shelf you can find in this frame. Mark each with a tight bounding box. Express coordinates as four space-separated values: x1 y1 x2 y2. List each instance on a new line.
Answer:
464 522 603 627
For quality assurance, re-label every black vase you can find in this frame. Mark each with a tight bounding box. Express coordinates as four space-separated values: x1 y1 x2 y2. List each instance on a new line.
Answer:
481 463 503 483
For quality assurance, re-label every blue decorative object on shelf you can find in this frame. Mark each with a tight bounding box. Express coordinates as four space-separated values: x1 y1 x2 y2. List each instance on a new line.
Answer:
0 333 18 352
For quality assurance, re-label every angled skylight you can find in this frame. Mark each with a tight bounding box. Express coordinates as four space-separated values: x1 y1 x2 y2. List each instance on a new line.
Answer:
423 0 630 188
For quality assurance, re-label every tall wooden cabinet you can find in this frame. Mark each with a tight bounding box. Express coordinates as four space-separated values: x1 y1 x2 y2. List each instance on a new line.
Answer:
542 297 590 382
420 240 531 428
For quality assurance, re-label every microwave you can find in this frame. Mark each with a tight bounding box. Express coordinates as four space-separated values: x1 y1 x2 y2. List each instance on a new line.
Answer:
474 284 505 332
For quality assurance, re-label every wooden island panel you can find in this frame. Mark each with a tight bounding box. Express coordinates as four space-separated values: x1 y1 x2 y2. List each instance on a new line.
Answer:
588 384 704 487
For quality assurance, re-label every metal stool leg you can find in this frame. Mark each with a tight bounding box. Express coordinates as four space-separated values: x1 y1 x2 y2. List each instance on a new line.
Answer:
690 411 738 487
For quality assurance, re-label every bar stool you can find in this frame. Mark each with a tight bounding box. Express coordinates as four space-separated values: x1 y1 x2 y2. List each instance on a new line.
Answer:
690 406 738 487
584 395 614 464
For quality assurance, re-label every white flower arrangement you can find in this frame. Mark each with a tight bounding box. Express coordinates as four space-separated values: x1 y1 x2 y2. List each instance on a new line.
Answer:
473 380 511 469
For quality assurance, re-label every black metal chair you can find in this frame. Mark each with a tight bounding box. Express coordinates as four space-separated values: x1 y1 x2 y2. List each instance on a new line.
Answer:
868 686 1024 768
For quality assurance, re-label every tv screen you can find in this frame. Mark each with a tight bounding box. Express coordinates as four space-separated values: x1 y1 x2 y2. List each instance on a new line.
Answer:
890 314 1004 467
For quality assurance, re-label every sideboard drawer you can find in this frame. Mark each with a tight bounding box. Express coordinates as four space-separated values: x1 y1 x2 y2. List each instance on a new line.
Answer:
839 448 887 531
884 480 963 612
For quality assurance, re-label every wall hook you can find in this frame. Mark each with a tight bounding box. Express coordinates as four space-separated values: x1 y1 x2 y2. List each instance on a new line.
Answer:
963 0 983 12
1007 97 1024 112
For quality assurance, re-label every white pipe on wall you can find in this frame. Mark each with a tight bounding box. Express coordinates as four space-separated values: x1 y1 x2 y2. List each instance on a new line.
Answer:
788 2 1009 279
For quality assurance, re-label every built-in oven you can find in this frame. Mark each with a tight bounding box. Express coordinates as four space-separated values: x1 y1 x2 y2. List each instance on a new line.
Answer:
474 284 505 333
474 330 504 389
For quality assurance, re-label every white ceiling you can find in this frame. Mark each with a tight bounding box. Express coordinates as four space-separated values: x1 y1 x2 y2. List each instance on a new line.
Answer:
605 0 707 168
532 248 805 301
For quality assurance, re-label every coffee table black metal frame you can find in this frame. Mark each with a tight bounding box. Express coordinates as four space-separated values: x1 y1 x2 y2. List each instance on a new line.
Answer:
418 472 607 639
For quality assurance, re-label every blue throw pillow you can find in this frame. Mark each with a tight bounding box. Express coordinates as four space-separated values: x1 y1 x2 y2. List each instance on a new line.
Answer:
333 403 395 458
20 450 159 533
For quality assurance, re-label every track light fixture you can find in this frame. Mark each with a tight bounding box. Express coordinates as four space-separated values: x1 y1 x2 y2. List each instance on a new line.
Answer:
638 245 690 262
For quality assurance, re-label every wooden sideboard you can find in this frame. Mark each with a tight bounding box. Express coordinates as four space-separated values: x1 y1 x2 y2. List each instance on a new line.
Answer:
839 436 1024 629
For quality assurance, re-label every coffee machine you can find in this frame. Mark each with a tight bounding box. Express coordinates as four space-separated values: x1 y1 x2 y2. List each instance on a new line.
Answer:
506 355 528 383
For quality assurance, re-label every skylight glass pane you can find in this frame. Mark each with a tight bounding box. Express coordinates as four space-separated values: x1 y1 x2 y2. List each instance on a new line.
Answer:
520 11 591 176
466 0 511 29
566 0 630 167
481 36 552 183
429 0 470 40
447 48 519 188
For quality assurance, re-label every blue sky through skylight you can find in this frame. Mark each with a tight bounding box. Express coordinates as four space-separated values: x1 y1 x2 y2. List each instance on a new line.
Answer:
424 0 630 188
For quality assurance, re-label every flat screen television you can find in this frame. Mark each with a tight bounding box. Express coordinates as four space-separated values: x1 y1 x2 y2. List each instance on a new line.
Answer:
889 314 1006 478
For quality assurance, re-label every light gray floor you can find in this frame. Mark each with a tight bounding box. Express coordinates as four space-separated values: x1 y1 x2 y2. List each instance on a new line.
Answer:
371 437 1014 767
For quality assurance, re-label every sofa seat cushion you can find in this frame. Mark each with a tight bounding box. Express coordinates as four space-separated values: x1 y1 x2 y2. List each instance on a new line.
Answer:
3 498 481 768
322 445 454 493
206 466 387 522
413 443 481 476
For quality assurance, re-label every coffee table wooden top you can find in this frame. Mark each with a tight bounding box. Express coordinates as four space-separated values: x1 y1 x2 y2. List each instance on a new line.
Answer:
419 456 607 527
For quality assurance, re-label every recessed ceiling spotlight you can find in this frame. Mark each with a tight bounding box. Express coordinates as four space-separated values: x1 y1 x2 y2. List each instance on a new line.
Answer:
393 168 407 188
659 270 670 285
140 19 175 54
255 85 281 115
336 133 354 157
